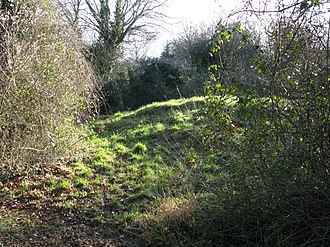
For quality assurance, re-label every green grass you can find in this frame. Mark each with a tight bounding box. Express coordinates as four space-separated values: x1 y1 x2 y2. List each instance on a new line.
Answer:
1 95 324 246
0 97 214 246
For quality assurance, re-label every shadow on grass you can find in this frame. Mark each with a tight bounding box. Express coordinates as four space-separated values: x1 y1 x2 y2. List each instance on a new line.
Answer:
0 207 139 246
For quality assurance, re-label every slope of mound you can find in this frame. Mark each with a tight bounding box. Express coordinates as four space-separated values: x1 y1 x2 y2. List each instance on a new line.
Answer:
0 97 206 246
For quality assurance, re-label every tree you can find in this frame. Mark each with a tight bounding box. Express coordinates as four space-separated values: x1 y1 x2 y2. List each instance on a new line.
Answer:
1 0 11 11
161 25 214 96
53 0 83 28
55 0 167 68
54 0 168 113
129 58 183 108
99 24 215 112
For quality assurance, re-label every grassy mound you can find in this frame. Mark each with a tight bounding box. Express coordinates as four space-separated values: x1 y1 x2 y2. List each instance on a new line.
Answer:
2 96 328 246
0 97 209 246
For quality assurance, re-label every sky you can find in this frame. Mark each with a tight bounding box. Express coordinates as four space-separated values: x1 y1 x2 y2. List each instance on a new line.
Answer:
146 0 241 57
145 0 330 57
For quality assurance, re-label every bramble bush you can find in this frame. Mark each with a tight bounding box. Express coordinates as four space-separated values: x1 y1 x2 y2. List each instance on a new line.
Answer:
0 0 98 178
201 2 330 245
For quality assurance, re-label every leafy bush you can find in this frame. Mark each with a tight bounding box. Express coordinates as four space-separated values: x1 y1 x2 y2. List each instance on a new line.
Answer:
0 0 98 176
161 26 213 97
101 58 184 112
141 14 330 245
129 58 184 108
200 4 330 246
99 26 213 113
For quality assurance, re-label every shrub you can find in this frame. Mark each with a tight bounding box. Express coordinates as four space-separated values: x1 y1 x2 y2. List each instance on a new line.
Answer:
201 8 330 246
141 15 330 245
128 58 184 109
0 0 98 176
101 58 184 113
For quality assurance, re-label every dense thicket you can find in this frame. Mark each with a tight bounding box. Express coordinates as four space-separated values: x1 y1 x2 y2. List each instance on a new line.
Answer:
200 1 330 245
0 0 98 176
101 58 183 112
161 26 213 96
101 27 212 113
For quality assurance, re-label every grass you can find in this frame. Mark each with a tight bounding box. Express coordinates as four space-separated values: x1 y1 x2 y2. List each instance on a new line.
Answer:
0 96 214 246
1 96 328 246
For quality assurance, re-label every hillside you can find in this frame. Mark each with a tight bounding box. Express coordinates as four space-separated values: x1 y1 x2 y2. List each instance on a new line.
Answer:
0 97 210 246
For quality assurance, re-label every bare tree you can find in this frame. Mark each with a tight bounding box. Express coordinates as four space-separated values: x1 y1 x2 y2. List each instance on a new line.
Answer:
53 0 168 114
53 0 83 28
54 0 167 54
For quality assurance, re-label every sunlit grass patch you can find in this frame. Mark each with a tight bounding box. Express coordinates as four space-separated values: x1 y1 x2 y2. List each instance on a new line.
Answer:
18 179 30 189
74 177 89 188
45 178 57 188
73 161 92 177
0 97 208 245
93 148 115 163
58 180 72 190
137 195 198 245
88 134 110 148
54 200 75 210
113 143 129 154
132 142 148 154
154 122 166 132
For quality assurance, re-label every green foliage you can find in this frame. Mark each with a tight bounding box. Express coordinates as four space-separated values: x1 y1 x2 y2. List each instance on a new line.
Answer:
74 162 92 177
98 25 213 113
74 177 89 188
83 0 168 114
0 0 98 176
132 142 148 154
102 58 185 112
58 180 72 190
128 58 184 108
161 26 213 96
45 179 56 188
1 1 329 245
201 6 330 246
